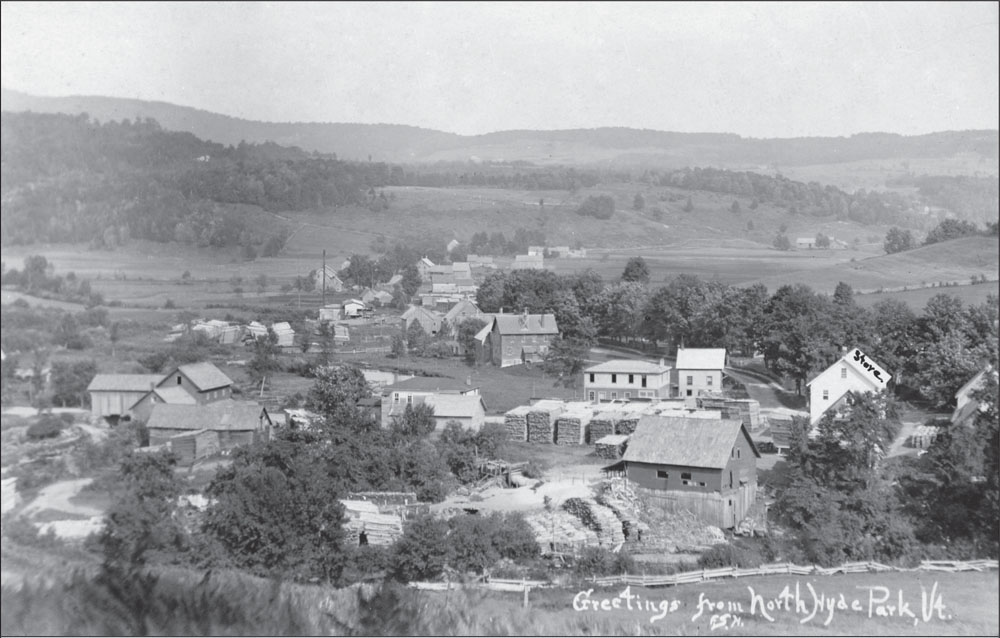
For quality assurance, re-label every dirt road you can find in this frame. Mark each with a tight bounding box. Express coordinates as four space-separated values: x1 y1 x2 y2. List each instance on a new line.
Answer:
21 478 101 519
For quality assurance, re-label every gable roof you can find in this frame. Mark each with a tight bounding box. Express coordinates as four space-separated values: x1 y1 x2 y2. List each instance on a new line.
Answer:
146 400 270 432
171 362 233 391
806 347 891 389
585 359 671 375
623 416 758 469
149 386 198 405
443 299 483 323
492 313 558 335
423 394 487 418
675 348 727 370
87 374 163 393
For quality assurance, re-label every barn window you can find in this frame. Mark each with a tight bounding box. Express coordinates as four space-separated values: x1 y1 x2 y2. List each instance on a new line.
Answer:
656 470 669 479
177 376 182 385
681 472 693 485
628 374 634 384
841 366 847 379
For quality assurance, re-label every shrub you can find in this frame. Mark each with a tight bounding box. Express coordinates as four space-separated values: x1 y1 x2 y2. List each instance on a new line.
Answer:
26 415 64 440
697 542 765 569
521 459 546 479
573 547 635 577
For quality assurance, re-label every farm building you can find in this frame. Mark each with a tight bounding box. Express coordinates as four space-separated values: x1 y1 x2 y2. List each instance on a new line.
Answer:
527 246 545 256
271 322 295 347
675 348 727 399
417 257 436 279
401 305 444 336
244 321 268 341
951 366 996 427
156 362 233 405
482 310 559 367
583 359 672 402
192 319 240 344
343 299 367 318
87 374 163 418
312 265 344 292
421 394 488 433
361 288 393 305
806 347 891 424
130 385 197 423
623 415 760 529
467 254 494 266
380 376 480 428
318 303 342 323
443 299 487 333
146 400 273 449
796 237 817 249
168 429 221 464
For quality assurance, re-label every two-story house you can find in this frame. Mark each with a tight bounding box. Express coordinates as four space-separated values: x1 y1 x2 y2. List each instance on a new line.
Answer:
380 376 481 428
623 415 760 529
675 348 727 398
483 311 559 367
583 359 672 402
806 347 891 425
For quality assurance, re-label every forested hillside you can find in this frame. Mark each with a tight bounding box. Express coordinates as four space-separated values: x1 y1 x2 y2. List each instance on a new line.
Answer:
0 112 395 248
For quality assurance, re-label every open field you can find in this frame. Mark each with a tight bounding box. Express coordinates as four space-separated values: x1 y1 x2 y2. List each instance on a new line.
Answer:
746 236 999 295
856 282 998 309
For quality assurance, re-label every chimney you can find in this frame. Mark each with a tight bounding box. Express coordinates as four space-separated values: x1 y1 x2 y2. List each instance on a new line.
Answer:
659 358 665 367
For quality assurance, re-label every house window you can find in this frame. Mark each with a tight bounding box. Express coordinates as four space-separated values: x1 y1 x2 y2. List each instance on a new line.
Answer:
823 389 829 401
656 470 669 479
611 392 617 400
737 449 741 459
393 393 399 403
841 367 847 379
406 395 413 405
589 373 595 383
588 391 595 401
686 375 693 385
686 389 692 397
731 447 735 458
624 392 631 399
177 376 182 385
598 392 606 400
628 374 634 384
729 471 733 487
706 376 713 386
641 375 647 388
611 374 617 383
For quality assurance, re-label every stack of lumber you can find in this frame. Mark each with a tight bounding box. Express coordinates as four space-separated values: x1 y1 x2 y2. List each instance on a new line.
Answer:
340 500 404 545
907 425 941 449
648 400 686 413
526 510 599 554
527 400 565 443
589 410 623 443
595 434 630 460
562 497 626 547
698 396 762 430
597 478 649 542
555 403 594 445
504 406 532 442
616 403 652 435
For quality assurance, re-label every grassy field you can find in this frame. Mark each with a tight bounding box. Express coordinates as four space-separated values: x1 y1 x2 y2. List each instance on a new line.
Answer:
856 282 998 309
746 236 999 295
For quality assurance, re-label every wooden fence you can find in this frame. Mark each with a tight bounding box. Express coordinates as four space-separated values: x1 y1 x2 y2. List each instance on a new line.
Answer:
587 559 1000 588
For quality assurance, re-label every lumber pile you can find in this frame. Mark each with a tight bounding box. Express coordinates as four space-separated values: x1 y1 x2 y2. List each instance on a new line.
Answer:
907 425 940 449
698 396 762 430
555 403 594 445
595 434 629 460
526 510 599 554
589 410 622 443
527 400 565 443
340 500 404 545
562 497 626 547
597 478 649 542
504 406 532 442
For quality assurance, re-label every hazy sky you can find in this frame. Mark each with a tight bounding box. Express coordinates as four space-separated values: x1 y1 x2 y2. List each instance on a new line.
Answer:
2 2 997 137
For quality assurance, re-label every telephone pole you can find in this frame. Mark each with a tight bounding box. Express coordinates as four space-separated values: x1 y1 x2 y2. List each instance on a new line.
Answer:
322 249 327 307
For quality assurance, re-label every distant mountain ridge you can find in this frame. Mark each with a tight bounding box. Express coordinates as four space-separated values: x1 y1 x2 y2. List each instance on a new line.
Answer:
3 88 998 165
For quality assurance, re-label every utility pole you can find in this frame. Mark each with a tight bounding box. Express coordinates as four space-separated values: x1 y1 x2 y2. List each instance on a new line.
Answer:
322 249 327 307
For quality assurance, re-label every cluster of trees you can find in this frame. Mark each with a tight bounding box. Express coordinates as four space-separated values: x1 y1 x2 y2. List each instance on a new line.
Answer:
575 194 616 220
1 256 104 307
395 162 618 191
1 113 391 249
467 227 547 256
477 268 998 406
885 174 999 226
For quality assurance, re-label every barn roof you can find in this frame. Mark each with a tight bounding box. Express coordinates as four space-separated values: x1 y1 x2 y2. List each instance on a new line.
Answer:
150 386 197 405
147 400 270 432
623 416 758 469
174 362 233 391
675 348 727 370
492 313 558 335
87 374 163 393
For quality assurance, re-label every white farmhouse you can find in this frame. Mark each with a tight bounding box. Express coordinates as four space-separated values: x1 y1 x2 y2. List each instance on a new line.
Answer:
806 347 891 424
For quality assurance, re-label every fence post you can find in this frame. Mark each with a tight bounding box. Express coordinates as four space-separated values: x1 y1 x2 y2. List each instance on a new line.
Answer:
523 582 530 608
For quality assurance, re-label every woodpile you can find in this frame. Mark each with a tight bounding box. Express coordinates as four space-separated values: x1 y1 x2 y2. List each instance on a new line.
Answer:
504 406 532 442
526 510 599 554
597 478 649 542
907 425 941 449
340 500 404 546
562 497 626 547
595 434 630 460
526 400 565 444
589 410 622 443
698 396 762 430
555 404 594 445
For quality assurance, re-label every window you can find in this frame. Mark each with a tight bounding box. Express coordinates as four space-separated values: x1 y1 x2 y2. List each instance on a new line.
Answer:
624 392 631 399
656 470 669 479
611 392 617 400
681 472 692 480
841 366 847 379
686 375 693 385
628 374 634 384
611 374 617 383
406 395 413 405
729 471 733 488
588 391 595 401
589 373 595 383
823 389 829 401
737 449 741 459
686 389 693 397
177 375 182 385
393 393 399 403
641 375 647 388
706 376 713 386
598 392 606 400
731 447 735 458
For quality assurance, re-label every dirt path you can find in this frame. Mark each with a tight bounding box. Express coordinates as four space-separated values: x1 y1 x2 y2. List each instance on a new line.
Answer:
21 478 101 519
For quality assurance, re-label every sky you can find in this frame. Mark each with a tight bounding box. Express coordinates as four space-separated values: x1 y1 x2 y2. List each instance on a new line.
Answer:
1 1 997 137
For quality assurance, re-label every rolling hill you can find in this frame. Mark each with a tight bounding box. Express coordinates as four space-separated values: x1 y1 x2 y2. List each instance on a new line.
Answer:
745 236 999 295
4 88 997 166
